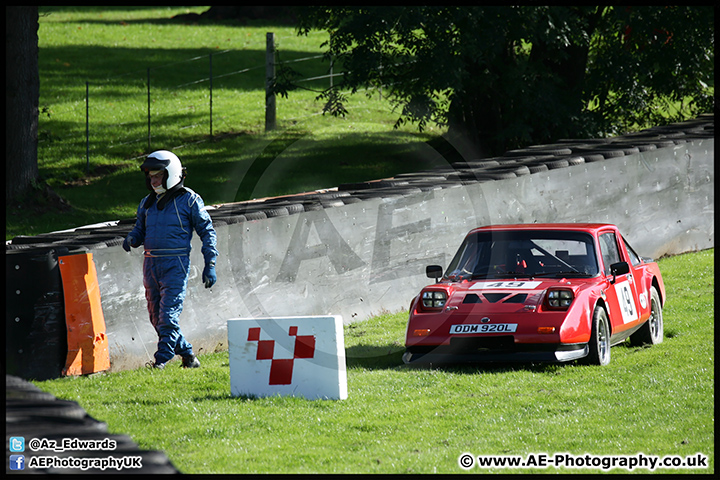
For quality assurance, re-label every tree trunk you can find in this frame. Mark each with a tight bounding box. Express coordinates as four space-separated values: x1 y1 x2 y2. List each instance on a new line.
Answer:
6 6 40 202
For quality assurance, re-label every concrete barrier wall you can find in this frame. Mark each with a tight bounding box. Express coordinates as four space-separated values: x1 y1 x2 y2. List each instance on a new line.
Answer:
6 115 714 375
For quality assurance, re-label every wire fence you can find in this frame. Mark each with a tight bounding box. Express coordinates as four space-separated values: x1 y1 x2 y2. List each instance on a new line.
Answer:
58 33 342 170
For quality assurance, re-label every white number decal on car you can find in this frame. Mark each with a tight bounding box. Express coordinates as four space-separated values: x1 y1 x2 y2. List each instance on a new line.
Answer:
614 280 639 323
470 281 542 290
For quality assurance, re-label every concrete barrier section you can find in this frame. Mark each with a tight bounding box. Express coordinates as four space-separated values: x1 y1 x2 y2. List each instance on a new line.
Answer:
227 315 347 400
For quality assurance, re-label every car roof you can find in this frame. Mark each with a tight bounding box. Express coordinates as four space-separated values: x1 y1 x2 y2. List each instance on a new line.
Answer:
467 223 616 236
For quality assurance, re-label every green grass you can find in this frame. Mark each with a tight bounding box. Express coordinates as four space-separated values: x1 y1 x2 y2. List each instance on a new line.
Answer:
31 249 714 474
7 7 449 240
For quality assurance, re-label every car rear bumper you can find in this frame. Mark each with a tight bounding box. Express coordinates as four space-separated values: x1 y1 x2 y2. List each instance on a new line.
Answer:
402 342 589 365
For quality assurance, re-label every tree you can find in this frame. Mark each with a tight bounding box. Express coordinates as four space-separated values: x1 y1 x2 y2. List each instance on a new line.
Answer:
6 6 40 202
283 6 714 157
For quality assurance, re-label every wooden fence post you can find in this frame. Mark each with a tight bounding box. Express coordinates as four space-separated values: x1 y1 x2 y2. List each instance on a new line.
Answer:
147 68 151 151
265 32 276 132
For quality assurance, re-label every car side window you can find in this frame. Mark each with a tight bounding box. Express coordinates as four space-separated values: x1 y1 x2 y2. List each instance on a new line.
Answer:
598 232 621 276
623 237 642 267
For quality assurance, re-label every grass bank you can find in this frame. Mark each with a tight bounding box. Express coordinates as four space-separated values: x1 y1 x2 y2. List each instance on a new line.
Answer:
7 7 448 240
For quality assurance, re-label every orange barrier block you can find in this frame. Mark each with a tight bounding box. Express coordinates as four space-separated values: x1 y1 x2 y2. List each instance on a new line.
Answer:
58 253 110 376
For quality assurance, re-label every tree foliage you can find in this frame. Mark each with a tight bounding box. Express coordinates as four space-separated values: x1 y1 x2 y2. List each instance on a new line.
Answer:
283 6 713 156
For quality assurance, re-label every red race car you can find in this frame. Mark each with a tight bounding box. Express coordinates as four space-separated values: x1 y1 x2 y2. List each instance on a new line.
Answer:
403 223 665 366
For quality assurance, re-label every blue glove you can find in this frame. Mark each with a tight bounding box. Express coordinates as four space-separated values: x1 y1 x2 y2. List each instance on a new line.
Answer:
202 262 217 288
122 235 136 252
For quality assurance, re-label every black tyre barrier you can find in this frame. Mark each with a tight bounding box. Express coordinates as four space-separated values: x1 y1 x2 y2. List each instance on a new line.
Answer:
611 141 657 152
575 147 626 159
208 207 245 219
208 217 229 227
5 242 71 251
260 207 290 218
455 163 532 179
224 201 300 219
6 375 181 474
444 172 497 183
617 146 641 155
392 172 448 182
512 154 556 165
402 180 447 192
556 137 613 145
10 234 76 245
241 211 267 221
281 203 306 214
6 388 59 403
338 179 410 191
350 186 425 200
492 164 533 175
7 399 89 420
527 163 550 173
304 191 347 200
504 146 574 157
540 158 571 170
262 201 306 215
5 376 58 402
10 416 110 437
318 198 346 208
212 213 247 224
340 195 364 204
294 191 352 201
84 227 134 238
299 200 326 211
6 248 70 381
450 159 502 169
478 170 519 179
582 154 607 163
590 145 641 156
62 235 125 249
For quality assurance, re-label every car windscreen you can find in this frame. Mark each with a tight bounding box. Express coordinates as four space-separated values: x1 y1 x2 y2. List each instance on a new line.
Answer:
444 230 599 280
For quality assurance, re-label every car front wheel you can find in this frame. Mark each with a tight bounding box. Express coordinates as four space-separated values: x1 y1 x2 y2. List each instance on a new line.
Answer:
585 306 611 366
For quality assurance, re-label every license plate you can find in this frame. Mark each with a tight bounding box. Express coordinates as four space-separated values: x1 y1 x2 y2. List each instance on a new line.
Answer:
449 323 518 334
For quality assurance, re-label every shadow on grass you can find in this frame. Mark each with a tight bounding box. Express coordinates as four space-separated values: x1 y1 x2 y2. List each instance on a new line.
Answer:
345 344 406 370
345 342 591 376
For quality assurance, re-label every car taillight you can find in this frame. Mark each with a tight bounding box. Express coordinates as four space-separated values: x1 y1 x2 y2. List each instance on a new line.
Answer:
421 290 447 310
545 288 574 310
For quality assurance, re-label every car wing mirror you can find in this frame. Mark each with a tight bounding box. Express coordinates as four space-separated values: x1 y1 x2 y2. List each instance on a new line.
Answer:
426 265 443 283
609 261 629 284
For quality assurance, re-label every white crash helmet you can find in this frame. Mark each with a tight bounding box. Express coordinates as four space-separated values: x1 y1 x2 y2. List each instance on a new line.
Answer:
140 150 185 193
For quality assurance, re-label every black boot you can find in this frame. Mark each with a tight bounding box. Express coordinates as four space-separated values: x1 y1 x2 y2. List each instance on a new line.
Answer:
182 354 200 368
146 361 165 370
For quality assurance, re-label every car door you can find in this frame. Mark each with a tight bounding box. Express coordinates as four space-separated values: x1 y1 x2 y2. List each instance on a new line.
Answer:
622 236 652 321
598 231 641 334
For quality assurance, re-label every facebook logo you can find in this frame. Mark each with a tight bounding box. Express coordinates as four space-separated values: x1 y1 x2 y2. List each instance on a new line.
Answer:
9 454 25 471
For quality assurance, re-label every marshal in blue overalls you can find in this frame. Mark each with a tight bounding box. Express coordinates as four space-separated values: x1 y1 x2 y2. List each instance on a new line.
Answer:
124 150 218 369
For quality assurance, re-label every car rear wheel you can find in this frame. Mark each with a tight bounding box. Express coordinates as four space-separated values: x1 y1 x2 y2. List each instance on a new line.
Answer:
585 306 611 366
629 286 663 346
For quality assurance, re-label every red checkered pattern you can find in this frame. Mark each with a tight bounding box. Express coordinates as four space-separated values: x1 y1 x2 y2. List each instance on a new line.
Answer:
247 326 316 385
